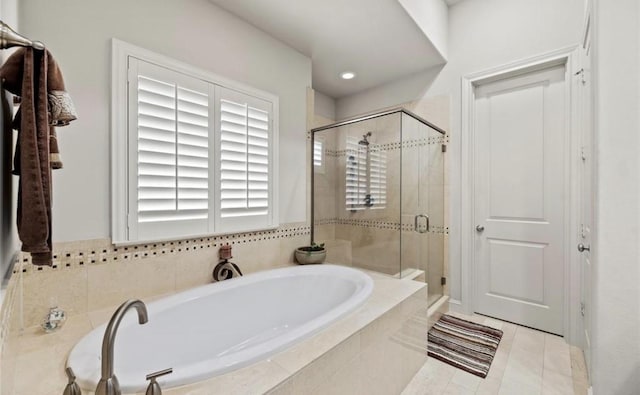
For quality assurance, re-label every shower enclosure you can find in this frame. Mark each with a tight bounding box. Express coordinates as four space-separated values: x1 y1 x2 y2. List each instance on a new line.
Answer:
311 108 446 306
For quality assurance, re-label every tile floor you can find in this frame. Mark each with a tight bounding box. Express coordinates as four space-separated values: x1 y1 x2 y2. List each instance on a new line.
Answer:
402 312 590 395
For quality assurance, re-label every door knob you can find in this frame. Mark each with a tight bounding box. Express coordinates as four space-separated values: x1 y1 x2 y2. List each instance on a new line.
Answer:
577 243 590 252
476 225 485 232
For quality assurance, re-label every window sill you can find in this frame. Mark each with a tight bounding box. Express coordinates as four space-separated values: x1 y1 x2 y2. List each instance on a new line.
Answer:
112 224 280 247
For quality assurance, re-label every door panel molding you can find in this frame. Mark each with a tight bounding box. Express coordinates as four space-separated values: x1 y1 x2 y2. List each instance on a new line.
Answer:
460 46 582 343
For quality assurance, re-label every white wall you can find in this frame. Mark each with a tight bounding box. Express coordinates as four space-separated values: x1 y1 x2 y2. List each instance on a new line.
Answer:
0 0 17 42
0 0 19 287
19 0 312 242
397 0 449 59
336 0 584 305
591 0 640 392
313 90 336 121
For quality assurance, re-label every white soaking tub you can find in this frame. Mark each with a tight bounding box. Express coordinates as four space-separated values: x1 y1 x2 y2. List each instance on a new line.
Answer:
68 264 373 392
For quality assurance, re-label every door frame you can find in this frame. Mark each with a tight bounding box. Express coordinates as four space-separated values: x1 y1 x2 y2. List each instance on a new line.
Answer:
459 46 582 344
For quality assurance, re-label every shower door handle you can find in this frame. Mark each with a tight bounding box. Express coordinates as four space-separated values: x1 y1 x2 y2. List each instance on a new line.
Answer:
414 214 429 233
577 243 590 252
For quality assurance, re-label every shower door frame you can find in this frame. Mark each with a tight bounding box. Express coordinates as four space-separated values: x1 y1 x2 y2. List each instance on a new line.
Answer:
309 108 446 244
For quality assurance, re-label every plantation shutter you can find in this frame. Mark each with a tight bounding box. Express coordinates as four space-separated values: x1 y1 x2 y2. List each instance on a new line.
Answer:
128 59 213 241
314 138 323 167
216 87 274 231
313 136 326 175
368 149 386 209
345 136 367 210
345 136 386 210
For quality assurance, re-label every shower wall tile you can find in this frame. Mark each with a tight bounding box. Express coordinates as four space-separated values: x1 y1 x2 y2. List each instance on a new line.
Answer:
350 229 401 276
384 149 402 218
323 239 352 265
429 184 445 228
313 224 335 242
444 184 450 229
428 141 445 187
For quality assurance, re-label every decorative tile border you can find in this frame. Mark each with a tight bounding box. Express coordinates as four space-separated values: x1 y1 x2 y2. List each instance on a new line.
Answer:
330 136 447 157
13 224 311 276
315 218 449 234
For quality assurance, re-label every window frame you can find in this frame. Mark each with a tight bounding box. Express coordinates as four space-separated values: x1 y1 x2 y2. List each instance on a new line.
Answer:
112 39 279 244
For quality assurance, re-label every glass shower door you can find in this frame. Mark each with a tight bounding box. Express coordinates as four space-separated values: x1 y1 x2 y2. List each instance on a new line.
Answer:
313 113 402 277
400 113 444 305
400 114 427 279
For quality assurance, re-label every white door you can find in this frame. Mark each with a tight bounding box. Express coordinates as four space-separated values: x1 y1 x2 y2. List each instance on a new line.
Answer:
578 8 594 376
474 64 567 335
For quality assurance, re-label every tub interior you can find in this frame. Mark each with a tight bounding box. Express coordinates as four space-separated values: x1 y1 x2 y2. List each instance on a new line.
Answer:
112 274 359 372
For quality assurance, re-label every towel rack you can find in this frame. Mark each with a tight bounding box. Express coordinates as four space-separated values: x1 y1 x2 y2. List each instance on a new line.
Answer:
0 20 44 50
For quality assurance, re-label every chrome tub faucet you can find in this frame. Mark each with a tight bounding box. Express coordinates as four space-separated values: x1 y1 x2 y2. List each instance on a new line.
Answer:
95 299 148 395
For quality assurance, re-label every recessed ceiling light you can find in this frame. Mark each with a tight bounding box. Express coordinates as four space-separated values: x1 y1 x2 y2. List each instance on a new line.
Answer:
340 71 356 80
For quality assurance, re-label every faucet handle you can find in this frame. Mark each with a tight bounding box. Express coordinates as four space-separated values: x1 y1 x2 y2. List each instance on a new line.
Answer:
145 368 173 395
63 367 82 395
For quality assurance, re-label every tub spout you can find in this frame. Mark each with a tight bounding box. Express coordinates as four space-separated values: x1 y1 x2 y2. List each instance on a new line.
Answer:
95 299 148 395
213 260 243 281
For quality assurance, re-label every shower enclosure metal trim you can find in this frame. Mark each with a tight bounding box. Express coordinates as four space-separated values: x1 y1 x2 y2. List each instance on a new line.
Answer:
310 107 446 135
310 107 444 243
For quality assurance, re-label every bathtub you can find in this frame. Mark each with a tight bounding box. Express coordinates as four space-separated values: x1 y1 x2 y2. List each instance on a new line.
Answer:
67 264 374 392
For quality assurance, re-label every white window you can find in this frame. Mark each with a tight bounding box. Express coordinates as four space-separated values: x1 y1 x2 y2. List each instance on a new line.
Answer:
112 40 278 243
216 87 273 232
345 136 386 210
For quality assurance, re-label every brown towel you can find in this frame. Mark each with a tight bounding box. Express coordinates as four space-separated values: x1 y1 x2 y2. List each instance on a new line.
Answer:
5 49 77 169
0 48 77 266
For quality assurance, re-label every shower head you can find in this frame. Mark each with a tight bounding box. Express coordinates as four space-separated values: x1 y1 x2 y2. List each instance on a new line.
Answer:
358 132 372 146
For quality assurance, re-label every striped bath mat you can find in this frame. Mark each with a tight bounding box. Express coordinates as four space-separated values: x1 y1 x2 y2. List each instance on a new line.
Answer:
427 315 503 378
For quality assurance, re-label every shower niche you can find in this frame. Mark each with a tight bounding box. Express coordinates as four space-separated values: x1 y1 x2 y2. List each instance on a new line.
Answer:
311 108 446 306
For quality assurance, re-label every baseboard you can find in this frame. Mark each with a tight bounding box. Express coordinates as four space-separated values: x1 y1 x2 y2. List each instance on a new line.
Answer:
448 298 465 314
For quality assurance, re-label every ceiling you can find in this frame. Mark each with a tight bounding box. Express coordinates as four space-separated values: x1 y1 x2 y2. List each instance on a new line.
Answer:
210 0 446 98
